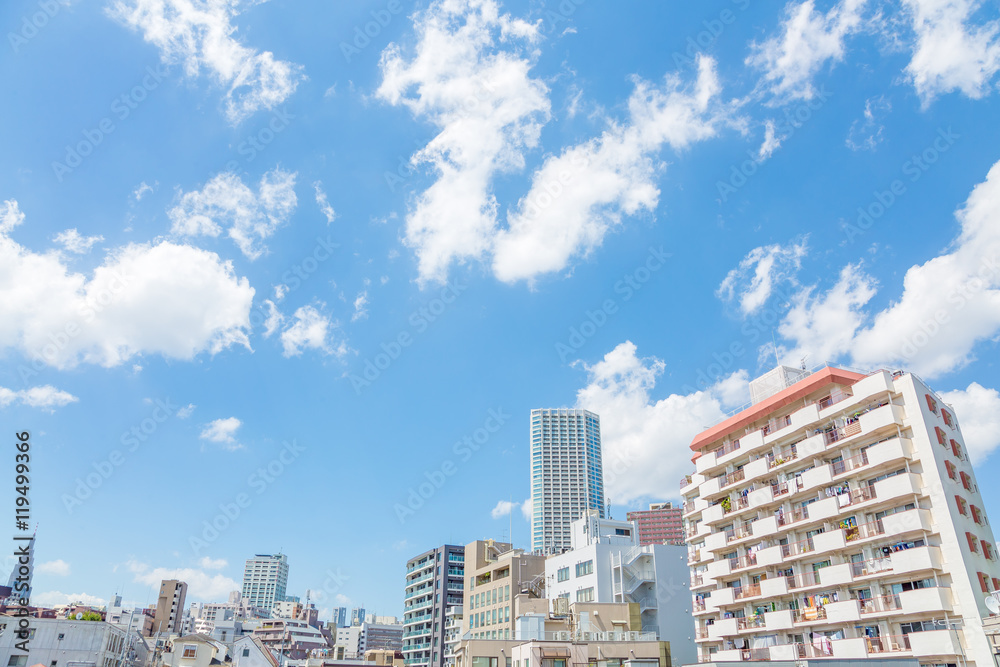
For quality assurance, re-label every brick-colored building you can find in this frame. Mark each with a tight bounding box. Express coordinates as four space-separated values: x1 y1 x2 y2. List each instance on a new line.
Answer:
627 502 685 546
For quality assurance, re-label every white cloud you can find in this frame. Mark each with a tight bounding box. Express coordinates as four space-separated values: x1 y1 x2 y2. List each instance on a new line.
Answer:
54 229 105 254
177 403 196 419
940 382 1000 464
0 385 78 411
902 0 1000 105
352 291 369 322
200 417 243 450
127 559 239 601
520 496 532 521
107 0 305 124
1 200 24 235
280 305 332 357
717 239 809 315
377 0 551 285
169 168 298 260
0 214 254 369
747 0 867 101
574 341 742 504
314 182 336 224
262 299 284 337
492 56 727 284
37 560 71 576
490 500 517 519
846 95 891 151
198 556 228 570
133 181 156 201
34 591 106 607
757 120 782 160
274 284 288 301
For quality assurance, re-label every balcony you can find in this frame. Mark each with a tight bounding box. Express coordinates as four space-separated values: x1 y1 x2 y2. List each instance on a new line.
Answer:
844 518 884 543
908 628 963 658
865 634 910 654
785 570 820 590
831 450 868 476
858 594 901 615
707 617 738 639
694 626 709 640
731 552 757 571
890 545 942 575
724 522 754 543
762 609 793 631
817 388 853 410
735 583 761 600
776 505 809 527
780 537 815 558
735 615 766 632
899 586 953 615
850 556 893 578
792 606 828 624
722 468 746 488
690 573 703 587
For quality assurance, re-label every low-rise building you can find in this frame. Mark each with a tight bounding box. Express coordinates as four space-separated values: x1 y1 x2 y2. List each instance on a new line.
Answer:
462 541 546 641
0 617 149 667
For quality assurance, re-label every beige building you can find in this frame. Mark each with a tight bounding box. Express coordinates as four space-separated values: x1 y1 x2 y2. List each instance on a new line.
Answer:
682 366 1000 665
162 633 225 667
153 579 189 636
462 541 546 641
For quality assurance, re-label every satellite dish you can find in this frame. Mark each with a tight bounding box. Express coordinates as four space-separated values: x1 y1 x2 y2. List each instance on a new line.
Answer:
75 613 84 620
987 593 1000 615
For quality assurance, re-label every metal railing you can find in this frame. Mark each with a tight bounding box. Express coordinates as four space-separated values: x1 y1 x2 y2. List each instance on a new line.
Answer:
831 450 869 476
792 606 828 623
735 583 761 600
777 505 809 526
858 594 901 614
732 552 758 570
736 615 766 631
865 634 911 653
780 536 815 557
723 468 746 487
850 557 892 577
844 518 884 542
786 570 821 589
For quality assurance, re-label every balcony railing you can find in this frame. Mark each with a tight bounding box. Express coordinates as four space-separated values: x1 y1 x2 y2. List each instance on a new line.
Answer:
858 594 901 614
785 570 821 589
850 557 892 577
767 449 799 469
781 537 815 558
695 627 709 639
681 475 693 489
691 573 704 587
719 439 741 457
831 450 869 476
736 615 766 631
843 485 877 507
693 599 706 613
724 496 750 514
739 648 770 662
725 523 754 542
735 583 761 600
761 414 792 437
687 548 700 564
844 518 884 542
683 501 695 514
686 524 699 538
732 552 758 570
795 641 834 658
777 505 809 526
817 389 852 410
792 606 828 623
723 469 746 487
865 634 911 654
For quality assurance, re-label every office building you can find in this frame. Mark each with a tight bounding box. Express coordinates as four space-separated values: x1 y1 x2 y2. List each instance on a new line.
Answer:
351 607 367 626
152 579 188 635
242 553 289 612
530 408 605 554
403 545 465 667
627 502 685 546
543 510 695 666
682 366 1000 664
331 606 349 628
461 540 546 640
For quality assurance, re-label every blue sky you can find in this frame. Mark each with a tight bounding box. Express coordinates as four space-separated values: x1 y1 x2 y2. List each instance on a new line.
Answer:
2 0 1000 619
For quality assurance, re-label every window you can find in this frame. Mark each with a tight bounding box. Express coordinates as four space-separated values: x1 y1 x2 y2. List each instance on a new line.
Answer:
967 532 980 553
956 496 968 515
58 634 65 640
242 649 250 657
945 460 956 480
972 506 984 525
979 572 991 593
8 658 27 667
952 440 964 459
575 560 593 577
183 645 198 659
982 541 994 560
942 410 954 427
556 567 569 582
472 658 498 667
961 472 974 491
935 427 946 445
576 587 595 602
925 394 938 414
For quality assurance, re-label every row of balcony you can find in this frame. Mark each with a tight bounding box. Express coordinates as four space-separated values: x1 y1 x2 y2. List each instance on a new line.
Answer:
700 628 963 663
697 586 953 639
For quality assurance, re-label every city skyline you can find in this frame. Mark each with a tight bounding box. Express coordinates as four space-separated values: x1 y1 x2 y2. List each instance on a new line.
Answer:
2 0 1000 627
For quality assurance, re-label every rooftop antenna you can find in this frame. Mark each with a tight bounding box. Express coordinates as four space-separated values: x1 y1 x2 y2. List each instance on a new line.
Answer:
509 495 513 550
771 331 780 367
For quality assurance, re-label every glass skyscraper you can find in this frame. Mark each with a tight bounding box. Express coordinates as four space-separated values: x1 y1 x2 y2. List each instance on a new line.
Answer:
530 408 605 554
241 553 289 611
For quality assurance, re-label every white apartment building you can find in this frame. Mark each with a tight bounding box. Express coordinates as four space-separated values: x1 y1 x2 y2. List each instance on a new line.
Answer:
530 409 605 555
544 510 695 667
442 606 463 667
242 554 289 612
0 617 149 667
403 545 464 667
681 366 1000 665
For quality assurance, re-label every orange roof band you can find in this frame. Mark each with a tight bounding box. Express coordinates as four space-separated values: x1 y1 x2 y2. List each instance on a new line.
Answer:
690 366 868 456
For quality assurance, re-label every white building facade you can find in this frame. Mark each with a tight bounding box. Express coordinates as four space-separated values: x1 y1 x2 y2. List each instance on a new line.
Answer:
530 409 604 555
543 510 695 667
0 618 148 667
403 545 464 667
682 366 1000 665
242 554 289 612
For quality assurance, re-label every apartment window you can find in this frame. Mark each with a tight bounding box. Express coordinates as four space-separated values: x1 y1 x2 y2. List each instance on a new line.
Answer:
575 560 593 577
8 657 27 667
925 394 938 414
982 541 994 560
505 585 510 601
472 658 498 667
576 587 595 602
242 649 250 657
967 532 980 554
972 506 984 525
183 645 197 659
952 440 964 459
58 634 65 640
956 496 968 515
961 472 973 491
979 573 991 593
934 427 946 445
945 460 956 480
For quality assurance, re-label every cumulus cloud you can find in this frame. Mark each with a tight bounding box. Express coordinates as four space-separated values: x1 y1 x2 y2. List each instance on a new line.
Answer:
198 556 228 570
0 385 78 411
940 382 1000 464
747 0 867 101
127 559 239 601
1 200 24 235
774 159 1000 378
54 229 104 254
901 0 1000 105
717 239 808 315
280 305 332 357
169 168 298 260
574 341 744 504
34 591 106 607
37 560 71 576
0 208 254 370
177 403 196 419
377 0 550 284
492 56 727 284
107 0 305 123
200 417 243 450
490 500 517 519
